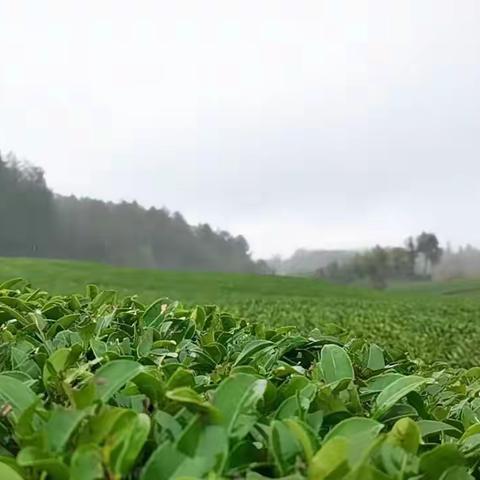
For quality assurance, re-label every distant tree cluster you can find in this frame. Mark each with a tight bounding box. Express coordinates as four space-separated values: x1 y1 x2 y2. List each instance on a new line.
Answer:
0 152 271 274
315 233 443 289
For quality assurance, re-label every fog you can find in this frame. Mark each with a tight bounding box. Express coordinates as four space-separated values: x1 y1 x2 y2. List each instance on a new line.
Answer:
1 1 480 258
434 246 480 281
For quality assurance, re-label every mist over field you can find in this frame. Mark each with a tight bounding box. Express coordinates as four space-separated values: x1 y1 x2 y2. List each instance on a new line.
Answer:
433 246 480 281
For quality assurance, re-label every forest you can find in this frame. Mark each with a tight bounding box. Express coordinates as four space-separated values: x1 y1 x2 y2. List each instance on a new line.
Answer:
0 152 269 274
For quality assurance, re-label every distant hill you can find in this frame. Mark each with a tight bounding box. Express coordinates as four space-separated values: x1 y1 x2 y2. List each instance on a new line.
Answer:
268 248 355 276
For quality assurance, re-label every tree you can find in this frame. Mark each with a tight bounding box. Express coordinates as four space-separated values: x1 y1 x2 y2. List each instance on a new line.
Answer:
315 232 443 288
389 247 411 279
416 232 443 277
361 246 389 290
0 152 55 257
404 236 418 278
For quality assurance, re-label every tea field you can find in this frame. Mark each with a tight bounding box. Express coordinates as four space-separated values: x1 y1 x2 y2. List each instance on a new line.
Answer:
1 257 479 367
1 273 480 478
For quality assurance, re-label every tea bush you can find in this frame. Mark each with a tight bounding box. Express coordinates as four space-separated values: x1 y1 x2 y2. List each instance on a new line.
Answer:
1 278 480 479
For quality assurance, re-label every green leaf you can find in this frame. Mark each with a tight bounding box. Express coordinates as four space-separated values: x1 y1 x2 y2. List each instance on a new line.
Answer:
141 442 187 480
17 447 69 480
166 387 215 414
137 328 154 357
90 290 116 311
348 464 391 480
0 278 24 290
363 373 405 393
439 466 474 480
178 422 228 475
166 367 195 390
270 420 303 476
0 304 30 326
417 420 463 439
275 383 316 420
43 407 87 453
108 412 151 477
386 418 420 454
228 441 265 472
420 444 465 480
86 284 99 300
88 360 144 403
247 474 305 480
154 410 182 440
0 297 31 311
308 437 350 480
283 418 316 463
213 373 267 439
460 423 480 443
367 344 385 371
133 371 165 405
323 417 384 467
233 340 274 366
43 348 72 386
70 444 103 480
142 298 169 327
0 375 37 421
459 431 480 453
142 422 228 480
373 375 427 419
77 406 129 444
0 462 24 480
70 381 96 409
324 417 384 444
380 403 418 424
320 345 354 385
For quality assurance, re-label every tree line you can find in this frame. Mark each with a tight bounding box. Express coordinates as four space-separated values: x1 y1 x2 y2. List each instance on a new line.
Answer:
0 152 270 273
315 232 443 289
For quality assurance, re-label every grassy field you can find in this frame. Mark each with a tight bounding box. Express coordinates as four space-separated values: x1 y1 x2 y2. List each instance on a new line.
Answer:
0 257 379 303
1 257 480 366
1 257 478 302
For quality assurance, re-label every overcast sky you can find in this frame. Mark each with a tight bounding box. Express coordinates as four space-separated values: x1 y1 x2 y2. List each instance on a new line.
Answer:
1 1 479 258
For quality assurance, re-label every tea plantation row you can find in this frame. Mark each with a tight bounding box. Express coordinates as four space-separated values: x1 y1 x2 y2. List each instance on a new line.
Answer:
1 278 480 479
232 297 480 368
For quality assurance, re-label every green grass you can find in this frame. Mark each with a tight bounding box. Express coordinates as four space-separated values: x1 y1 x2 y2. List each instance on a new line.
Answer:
2 257 479 303
0 257 376 304
387 278 480 297
2 257 480 367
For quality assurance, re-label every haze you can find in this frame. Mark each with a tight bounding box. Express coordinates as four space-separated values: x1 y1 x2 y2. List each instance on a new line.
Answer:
1 0 479 258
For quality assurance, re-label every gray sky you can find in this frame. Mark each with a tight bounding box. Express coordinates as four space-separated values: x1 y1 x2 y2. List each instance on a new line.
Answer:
1 1 479 258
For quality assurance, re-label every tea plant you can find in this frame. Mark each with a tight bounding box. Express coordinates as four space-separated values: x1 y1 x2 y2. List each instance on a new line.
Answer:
1 278 480 479
233 297 480 367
